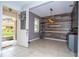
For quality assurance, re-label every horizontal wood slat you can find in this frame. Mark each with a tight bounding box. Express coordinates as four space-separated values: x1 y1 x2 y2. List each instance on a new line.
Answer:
44 32 67 39
45 28 70 31
45 31 69 34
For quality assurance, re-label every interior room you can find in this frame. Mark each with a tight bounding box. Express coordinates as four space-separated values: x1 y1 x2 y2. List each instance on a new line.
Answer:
0 1 78 57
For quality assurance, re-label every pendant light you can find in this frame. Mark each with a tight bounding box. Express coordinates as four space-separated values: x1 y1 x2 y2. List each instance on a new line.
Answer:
47 8 55 24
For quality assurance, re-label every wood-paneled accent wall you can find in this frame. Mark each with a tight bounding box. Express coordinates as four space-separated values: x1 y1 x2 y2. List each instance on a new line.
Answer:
41 13 71 40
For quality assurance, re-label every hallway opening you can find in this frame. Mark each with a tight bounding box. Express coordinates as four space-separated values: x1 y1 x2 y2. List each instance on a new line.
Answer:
2 6 17 48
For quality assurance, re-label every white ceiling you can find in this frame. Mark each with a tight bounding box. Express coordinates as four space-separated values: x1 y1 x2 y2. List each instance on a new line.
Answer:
0 1 75 17
30 1 75 17
1 1 46 11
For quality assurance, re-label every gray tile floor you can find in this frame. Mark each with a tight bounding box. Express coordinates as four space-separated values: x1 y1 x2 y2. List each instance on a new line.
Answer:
2 39 75 57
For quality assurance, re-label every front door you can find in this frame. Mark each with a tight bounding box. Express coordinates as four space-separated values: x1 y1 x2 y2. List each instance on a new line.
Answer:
17 11 29 47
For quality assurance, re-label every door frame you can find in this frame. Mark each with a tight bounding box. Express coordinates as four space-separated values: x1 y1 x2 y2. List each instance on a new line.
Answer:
16 9 29 47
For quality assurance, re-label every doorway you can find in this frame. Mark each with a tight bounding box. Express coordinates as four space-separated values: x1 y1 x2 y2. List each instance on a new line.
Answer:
2 6 17 48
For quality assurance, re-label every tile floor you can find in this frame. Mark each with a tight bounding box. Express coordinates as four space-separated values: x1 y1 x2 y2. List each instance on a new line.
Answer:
1 39 75 57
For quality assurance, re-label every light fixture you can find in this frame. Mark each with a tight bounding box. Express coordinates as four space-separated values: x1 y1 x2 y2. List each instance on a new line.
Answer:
47 8 55 24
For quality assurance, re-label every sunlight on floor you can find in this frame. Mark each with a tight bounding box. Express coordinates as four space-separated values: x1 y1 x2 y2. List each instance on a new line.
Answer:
2 40 16 48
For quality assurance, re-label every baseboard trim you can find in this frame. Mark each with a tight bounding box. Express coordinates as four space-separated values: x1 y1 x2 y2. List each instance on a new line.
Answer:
44 37 67 42
29 37 39 42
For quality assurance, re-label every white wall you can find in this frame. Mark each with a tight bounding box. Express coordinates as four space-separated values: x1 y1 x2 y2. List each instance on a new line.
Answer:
0 2 2 56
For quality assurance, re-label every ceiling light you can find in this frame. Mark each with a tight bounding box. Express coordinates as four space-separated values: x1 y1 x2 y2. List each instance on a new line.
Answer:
47 8 55 24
